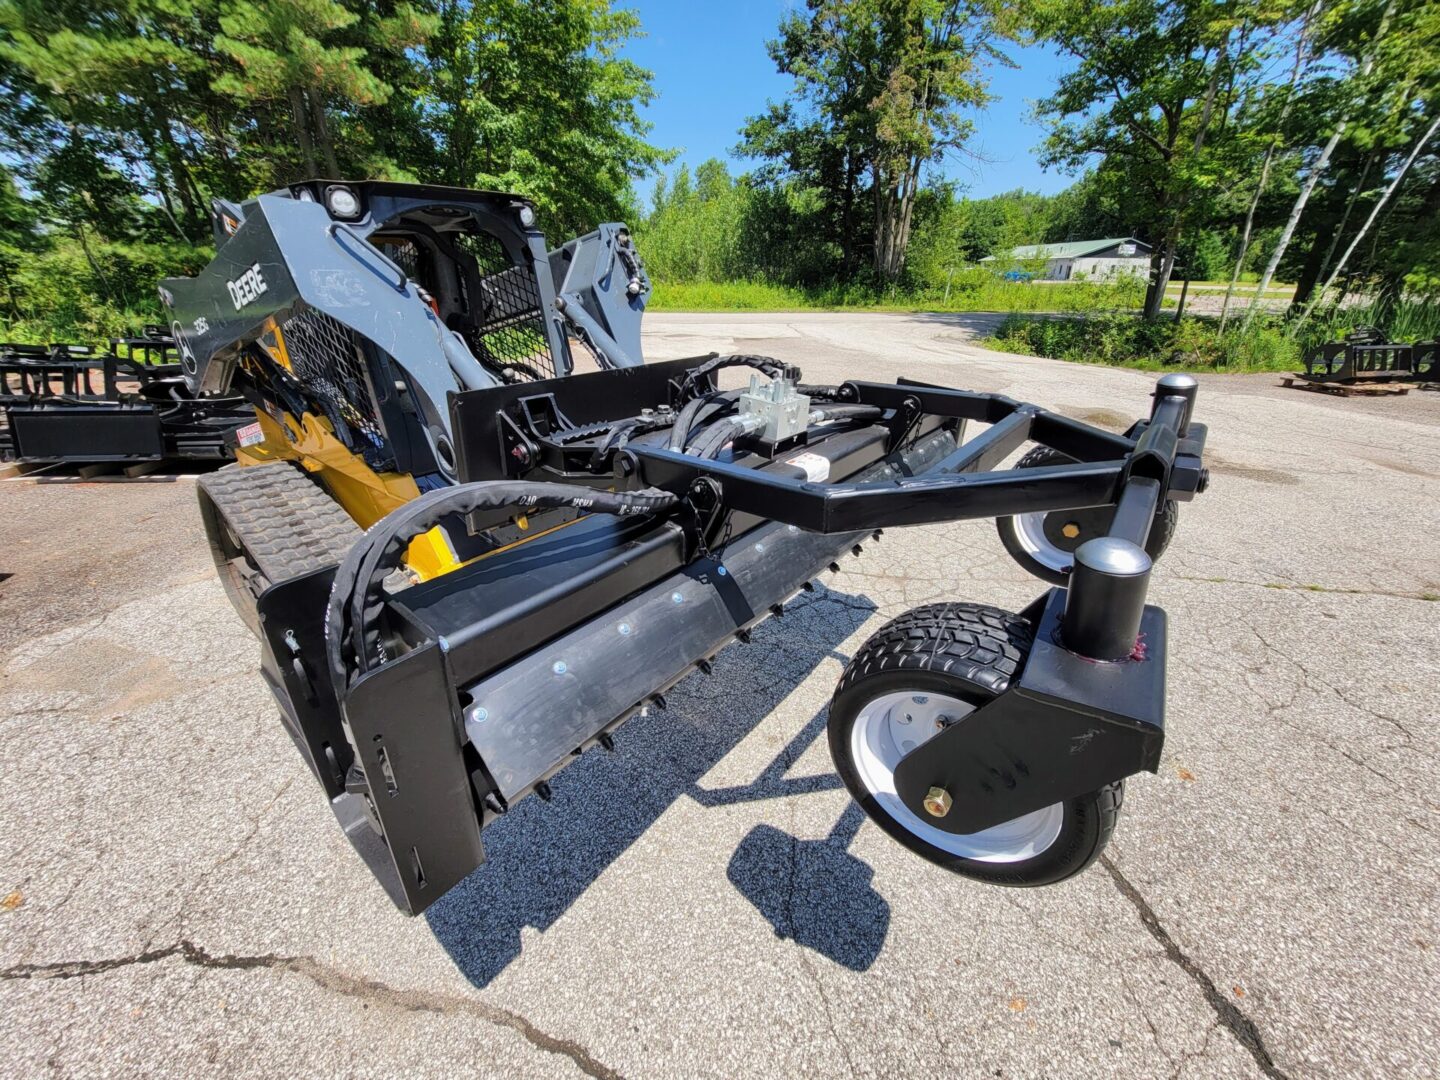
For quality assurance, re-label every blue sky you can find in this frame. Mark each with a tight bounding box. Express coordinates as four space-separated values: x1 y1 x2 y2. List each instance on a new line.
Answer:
622 1 1078 200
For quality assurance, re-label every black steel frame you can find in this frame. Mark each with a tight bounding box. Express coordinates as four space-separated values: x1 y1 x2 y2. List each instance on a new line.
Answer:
622 379 1206 540
248 361 1210 915
1 336 252 463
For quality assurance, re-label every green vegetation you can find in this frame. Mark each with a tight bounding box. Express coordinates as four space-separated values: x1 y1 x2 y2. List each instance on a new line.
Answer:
0 0 668 343
986 297 1440 372
0 0 1436 370
986 315 1301 372
648 276 1145 314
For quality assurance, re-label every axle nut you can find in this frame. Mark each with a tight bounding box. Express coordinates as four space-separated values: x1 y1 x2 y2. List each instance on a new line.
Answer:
923 786 952 818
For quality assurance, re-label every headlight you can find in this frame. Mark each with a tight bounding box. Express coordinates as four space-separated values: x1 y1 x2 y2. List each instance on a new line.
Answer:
326 185 362 218
518 204 536 227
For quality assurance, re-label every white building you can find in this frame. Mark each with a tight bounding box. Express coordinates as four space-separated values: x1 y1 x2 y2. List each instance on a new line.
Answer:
983 237 1152 282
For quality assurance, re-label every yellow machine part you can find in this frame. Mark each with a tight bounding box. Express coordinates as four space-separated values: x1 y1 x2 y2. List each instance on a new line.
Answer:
235 320 582 583
234 406 463 582
233 318 469 579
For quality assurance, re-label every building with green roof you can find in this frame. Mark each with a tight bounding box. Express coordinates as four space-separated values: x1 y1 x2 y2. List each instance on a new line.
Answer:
980 237 1151 281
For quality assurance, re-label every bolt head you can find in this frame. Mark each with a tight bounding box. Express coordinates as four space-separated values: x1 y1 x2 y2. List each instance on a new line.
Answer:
923 786 953 818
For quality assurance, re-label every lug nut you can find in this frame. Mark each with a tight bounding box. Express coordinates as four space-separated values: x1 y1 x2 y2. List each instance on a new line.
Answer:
923 786 953 818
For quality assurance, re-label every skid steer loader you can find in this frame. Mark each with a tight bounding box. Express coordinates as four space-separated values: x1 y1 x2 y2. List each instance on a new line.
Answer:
167 180 1210 915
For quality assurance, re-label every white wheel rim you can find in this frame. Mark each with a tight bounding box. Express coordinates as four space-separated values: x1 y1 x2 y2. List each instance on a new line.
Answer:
1013 511 1074 575
850 690 1064 862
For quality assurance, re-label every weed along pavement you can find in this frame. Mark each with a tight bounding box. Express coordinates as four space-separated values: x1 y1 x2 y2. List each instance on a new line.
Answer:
2 312 1437 1078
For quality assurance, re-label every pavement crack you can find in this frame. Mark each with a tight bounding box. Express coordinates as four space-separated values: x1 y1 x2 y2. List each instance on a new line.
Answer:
1174 574 1436 603
1101 858 1289 1080
2 940 624 1080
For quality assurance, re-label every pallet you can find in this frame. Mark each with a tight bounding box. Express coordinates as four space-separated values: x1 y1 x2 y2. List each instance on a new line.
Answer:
1281 375 1410 398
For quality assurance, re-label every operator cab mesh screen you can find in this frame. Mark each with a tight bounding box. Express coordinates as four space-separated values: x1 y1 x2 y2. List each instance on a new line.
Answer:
451 231 557 382
373 237 422 283
279 308 388 463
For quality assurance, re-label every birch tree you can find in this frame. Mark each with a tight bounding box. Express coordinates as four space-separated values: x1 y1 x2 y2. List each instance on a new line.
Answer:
1242 0 1396 325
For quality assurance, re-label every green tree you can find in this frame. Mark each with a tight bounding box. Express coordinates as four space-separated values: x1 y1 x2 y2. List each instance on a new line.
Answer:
0 163 43 318
741 0 1018 283
419 0 671 236
1032 0 1283 317
0 0 228 238
213 0 433 181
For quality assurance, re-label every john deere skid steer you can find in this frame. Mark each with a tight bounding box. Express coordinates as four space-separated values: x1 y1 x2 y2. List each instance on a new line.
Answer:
167 180 1209 915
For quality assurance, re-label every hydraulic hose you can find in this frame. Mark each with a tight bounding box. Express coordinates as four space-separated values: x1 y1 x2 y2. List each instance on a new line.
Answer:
676 354 794 404
325 482 677 686
592 411 676 467
809 404 882 424
688 416 749 460
669 389 740 451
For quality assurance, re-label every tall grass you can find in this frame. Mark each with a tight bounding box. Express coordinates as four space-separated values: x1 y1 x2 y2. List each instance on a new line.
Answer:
1295 296 1440 353
648 273 1147 314
980 294 1440 374
984 314 1300 372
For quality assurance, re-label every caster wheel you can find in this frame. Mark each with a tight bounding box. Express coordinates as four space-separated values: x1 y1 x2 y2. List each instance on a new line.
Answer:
997 447 1177 585
827 601 1122 885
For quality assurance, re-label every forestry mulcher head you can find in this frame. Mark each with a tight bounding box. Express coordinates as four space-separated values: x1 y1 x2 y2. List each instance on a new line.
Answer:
172 180 1210 915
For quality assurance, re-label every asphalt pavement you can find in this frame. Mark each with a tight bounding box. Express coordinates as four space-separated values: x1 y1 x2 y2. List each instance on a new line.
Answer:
1 312 1436 1078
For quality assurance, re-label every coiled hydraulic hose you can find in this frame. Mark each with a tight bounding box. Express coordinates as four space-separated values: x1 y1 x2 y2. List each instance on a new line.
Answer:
668 389 741 451
675 355 791 404
325 482 677 686
674 352 842 406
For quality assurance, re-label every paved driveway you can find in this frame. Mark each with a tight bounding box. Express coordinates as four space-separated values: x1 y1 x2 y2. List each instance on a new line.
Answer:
2 313 1436 1078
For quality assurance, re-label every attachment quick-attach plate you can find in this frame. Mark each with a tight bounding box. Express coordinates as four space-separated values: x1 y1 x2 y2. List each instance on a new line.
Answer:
893 589 1166 834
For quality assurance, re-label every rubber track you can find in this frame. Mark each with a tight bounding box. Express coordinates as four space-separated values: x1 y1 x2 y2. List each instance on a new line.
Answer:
198 462 361 585
835 601 1034 699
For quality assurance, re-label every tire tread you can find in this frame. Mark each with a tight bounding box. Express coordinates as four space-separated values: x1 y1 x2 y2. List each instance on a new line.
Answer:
828 600 1123 886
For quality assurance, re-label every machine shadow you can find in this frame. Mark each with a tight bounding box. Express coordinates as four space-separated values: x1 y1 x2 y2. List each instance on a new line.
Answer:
426 584 885 987
725 804 887 972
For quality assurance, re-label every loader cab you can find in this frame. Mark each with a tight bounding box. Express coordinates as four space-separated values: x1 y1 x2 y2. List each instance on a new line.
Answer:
284 181 573 385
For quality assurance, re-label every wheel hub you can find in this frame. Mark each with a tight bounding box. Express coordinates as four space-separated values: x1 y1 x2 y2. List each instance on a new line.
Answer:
850 691 1064 862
